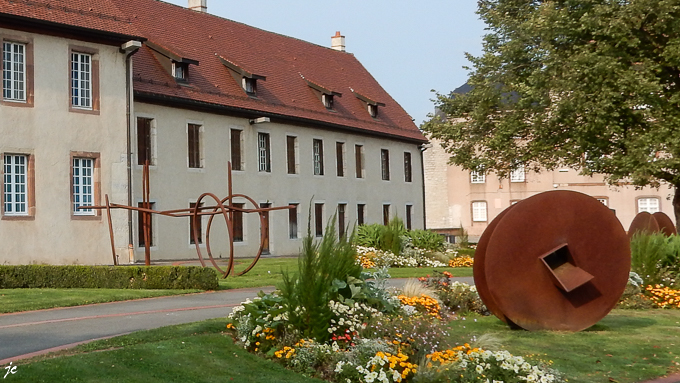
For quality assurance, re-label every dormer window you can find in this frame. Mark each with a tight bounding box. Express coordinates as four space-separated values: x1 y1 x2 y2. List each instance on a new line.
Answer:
172 62 188 81
352 89 385 119
242 77 256 95
145 41 199 84
367 104 378 118
219 55 266 98
322 93 334 109
301 75 341 111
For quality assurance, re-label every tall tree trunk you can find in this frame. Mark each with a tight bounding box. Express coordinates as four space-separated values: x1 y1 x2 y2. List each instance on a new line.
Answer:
673 185 680 232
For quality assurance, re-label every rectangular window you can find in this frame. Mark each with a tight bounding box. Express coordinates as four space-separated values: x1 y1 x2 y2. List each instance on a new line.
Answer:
71 52 92 109
404 152 412 183
381 149 390 181
258 132 271 172
2 42 25 101
406 204 413 230
72 157 94 215
470 171 485 184
3 154 27 215
138 202 155 247
315 203 324 237
289 203 299 239
287 136 297 174
336 142 345 177
189 202 203 244
137 117 153 166
232 202 245 242
638 197 660 214
188 123 201 168
355 144 364 178
357 203 365 226
510 165 525 182
472 201 487 222
230 129 242 171
383 204 390 225
313 139 324 175
338 203 346 238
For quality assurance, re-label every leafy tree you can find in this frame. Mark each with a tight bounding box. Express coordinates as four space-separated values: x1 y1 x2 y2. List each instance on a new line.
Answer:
423 0 680 225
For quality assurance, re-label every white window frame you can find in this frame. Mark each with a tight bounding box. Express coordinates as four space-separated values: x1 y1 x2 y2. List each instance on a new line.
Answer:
472 201 487 222
470 171 485 184
638 197 660 214
257 132 271 172
73 157 95 215
2 42 26 102
313 139 324 175
3 154 28 216
71 52 92 109
510 165 525 182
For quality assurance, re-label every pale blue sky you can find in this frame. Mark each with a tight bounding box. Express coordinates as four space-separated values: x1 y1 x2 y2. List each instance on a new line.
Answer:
163 0 486 126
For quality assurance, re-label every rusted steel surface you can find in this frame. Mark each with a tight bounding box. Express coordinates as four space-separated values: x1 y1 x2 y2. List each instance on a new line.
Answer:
653 212 677 236
82 162 293 278
472 205 515 324
628 212 660 239
474 190 630 332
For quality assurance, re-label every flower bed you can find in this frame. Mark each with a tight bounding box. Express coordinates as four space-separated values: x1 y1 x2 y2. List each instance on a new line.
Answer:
645 285 680 308
356 246 447 269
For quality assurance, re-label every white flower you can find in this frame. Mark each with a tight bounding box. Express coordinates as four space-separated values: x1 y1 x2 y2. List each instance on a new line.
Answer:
476 364 484 374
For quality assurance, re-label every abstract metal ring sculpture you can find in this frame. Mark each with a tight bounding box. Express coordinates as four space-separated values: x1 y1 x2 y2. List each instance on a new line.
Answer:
83 162 293 278
474 190 631 331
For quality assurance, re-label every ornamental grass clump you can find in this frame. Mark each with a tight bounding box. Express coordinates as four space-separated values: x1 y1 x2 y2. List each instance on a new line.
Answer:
630 232 678 287
280 217 363 342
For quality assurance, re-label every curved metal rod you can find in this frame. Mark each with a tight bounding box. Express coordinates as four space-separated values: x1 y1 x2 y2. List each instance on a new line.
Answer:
193 193 230 277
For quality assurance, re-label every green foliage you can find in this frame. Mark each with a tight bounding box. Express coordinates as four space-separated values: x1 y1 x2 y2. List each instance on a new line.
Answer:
422 0 680 220
355 217 408 254
456 248 476 258
630 232 677 286
406 229 445 252
280 218 363 342
0 265 218 290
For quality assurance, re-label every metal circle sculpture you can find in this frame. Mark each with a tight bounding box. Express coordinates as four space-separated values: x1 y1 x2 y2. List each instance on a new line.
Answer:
192 193 269 278
474 190 631 331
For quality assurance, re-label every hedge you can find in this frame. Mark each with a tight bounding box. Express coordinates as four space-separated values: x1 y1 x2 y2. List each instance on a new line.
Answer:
0 265 218 290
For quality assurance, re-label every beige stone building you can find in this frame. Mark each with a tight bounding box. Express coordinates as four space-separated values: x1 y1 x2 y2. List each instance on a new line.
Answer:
1 2 143 264
1 0 426 264
424 138 675 242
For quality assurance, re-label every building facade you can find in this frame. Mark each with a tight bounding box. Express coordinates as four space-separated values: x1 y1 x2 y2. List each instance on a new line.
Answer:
1 0 427 264
424 137 675 241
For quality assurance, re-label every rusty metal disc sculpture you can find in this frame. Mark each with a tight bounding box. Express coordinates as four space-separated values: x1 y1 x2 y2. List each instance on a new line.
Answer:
83 162 292 278
628 211 677 238
627 212 660 239
474 190 631 331
653 212 677 236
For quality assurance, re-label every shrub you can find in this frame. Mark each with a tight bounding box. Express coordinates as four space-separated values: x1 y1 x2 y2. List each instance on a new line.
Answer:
630 232 676 286
419 271 488 315
355 217 407 254
407 229 445 252
0 265 218 290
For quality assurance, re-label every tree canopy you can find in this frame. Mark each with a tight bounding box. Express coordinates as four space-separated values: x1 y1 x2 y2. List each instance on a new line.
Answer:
423 0 680 220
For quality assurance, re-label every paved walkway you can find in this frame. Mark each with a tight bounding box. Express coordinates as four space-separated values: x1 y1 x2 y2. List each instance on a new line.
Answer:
0 278 473 364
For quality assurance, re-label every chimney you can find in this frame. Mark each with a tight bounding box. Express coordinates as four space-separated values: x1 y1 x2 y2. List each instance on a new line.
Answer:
188 0 207 13
331 31 345 52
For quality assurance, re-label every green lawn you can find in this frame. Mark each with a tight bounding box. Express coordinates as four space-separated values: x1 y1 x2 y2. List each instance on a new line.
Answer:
447 309 680 383
10 320 323 383
12 310 680 382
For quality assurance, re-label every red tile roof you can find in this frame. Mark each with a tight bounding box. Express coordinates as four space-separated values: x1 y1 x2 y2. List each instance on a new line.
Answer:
1 0 424 142
111 0 426 143
0 0 140 39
